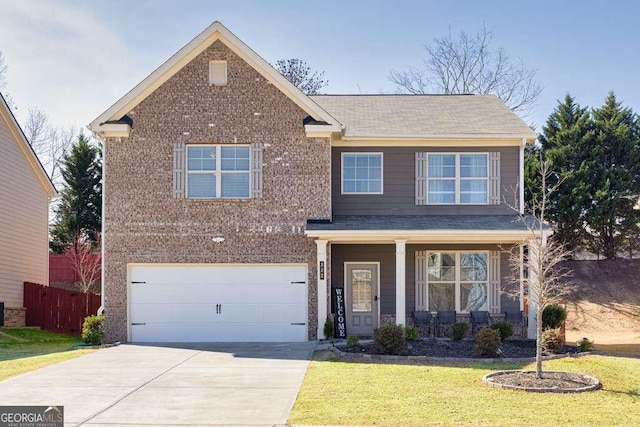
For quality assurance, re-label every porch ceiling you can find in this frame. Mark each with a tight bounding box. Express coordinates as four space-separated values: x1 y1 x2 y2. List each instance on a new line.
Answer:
305 214 548 244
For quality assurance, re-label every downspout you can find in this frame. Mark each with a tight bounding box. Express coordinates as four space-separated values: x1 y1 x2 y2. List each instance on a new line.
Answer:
519 138 526 215
97 133 106 315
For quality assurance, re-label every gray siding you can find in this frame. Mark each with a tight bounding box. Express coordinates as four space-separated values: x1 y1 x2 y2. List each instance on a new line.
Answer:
332 146 519 216
331 244 396 315
331 243 521 316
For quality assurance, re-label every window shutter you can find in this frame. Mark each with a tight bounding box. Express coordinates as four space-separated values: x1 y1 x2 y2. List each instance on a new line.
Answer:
489 152 501 205
173 142 185 199
250 142 264 198
415 251 427 310
488 250 501 314
209 61 227 85
415 152 427 205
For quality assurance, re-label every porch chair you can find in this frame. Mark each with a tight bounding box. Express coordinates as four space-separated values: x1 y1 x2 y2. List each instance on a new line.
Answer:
469 310 491 335
435 310 457 338
504 310 527 337
412 311 432 338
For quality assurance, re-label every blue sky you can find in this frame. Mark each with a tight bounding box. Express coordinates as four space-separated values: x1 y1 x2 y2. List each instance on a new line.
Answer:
1 0 639 133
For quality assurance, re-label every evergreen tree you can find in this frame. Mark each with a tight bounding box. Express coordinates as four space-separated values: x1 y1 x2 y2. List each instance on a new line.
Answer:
523 143 542 216
50 134 102 253
583 92 640 259
537 94 593 253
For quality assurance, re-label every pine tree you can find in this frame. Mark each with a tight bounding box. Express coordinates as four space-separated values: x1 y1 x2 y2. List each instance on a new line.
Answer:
583 92 640 259
537 94 593 253
50 134 102 253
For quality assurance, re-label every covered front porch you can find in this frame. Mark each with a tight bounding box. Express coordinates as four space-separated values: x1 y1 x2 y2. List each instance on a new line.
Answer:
306 215 540 339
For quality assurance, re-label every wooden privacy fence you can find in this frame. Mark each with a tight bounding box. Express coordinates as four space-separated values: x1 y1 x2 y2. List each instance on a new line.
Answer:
49 253 101 284
24 282 101 336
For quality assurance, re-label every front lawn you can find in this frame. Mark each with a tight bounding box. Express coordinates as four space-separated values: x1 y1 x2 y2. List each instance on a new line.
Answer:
0 328 93 381
290 353 640 426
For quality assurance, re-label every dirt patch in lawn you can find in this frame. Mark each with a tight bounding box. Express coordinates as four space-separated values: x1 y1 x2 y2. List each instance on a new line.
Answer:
563 259 640 351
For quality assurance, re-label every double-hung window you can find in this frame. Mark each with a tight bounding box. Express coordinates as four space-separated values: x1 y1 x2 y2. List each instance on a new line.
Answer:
186 145 250 199
342 153 383 194
427 153 488 204
426 252 488 312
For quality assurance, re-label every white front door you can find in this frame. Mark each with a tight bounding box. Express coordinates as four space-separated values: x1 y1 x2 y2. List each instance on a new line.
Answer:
128 264 307 342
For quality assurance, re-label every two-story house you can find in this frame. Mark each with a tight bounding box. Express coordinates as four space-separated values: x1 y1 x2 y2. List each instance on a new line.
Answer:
90 22 536 343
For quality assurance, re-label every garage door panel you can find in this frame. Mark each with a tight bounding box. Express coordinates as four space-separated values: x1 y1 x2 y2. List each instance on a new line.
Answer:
131 265 306 285
129 264 308 342
132 323 306 343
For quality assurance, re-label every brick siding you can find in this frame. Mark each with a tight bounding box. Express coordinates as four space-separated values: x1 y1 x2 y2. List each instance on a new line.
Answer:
104 40 330 342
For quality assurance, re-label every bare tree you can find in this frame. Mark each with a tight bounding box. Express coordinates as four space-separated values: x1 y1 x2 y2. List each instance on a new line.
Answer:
274 58 328 95
505 156 574 378
24 106 75 184
67 232 101 295
388 25 542 117
0 51 15 108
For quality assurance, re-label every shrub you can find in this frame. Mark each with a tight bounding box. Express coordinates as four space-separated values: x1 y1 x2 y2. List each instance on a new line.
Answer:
542 305 567 330
474 328 501 357
373 323 406 355
452 322 469 341
346 334 360 347
404 325 419 341
490 321 514 341
576 337 594 352
82 315 105 345
541 328 562 352
323 317 334 340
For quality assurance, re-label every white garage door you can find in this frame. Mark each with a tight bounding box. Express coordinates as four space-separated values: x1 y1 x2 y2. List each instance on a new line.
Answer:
129 264 308 343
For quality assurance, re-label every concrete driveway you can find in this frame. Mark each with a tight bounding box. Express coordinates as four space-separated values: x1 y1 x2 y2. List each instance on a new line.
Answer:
0 342 316 426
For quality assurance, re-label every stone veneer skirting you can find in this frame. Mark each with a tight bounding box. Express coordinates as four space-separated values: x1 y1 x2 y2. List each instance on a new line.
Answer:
3 307 26 327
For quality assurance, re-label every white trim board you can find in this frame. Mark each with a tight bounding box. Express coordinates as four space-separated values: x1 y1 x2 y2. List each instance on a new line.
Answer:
90 22 341 137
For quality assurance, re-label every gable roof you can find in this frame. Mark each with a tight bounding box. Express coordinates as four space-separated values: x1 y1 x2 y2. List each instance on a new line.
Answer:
90 21 340 136
0 93 57 197
310 94 536 141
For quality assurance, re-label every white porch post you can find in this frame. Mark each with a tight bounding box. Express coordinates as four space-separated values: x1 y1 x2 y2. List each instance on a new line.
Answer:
519 243 525 311
527 234 546 338
395 239 407 325
315 239 328 340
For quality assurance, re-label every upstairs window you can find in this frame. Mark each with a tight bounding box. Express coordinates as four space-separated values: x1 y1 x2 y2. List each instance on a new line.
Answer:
427 153 488 204
186 145 250 198
341 153 383 194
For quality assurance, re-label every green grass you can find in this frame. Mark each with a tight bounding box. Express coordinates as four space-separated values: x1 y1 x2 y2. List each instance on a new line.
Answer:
290 353 640 426
0 328 93 381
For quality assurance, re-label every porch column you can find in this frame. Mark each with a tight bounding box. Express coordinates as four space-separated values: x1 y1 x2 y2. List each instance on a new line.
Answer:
519 243 525 311
315 239 328 340
527 234 546 338
395 239 407 325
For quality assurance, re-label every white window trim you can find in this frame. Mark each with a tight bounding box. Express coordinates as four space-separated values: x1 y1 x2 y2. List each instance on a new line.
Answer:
341 152 384 195
423 251 489 313
427 152 489 205
186 144 250 199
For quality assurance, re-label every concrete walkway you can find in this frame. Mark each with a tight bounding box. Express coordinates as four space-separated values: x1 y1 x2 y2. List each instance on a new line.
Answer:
0 342 317 426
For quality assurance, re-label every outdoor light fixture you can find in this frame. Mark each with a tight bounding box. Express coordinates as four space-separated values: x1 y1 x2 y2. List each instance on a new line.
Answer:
211 236 225 244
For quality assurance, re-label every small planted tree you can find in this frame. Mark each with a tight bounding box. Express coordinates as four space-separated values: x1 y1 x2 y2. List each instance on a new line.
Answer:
67 232 101 295
507 156 574 378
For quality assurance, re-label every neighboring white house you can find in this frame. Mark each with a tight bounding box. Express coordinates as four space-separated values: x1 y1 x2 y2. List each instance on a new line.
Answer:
0 93 56 326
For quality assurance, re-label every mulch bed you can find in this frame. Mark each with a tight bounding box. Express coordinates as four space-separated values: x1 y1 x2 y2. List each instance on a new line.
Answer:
339 338 578 358
484 370 601 392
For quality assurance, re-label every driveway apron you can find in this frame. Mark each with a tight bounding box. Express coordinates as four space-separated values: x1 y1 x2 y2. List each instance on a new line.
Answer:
0 342 316 426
